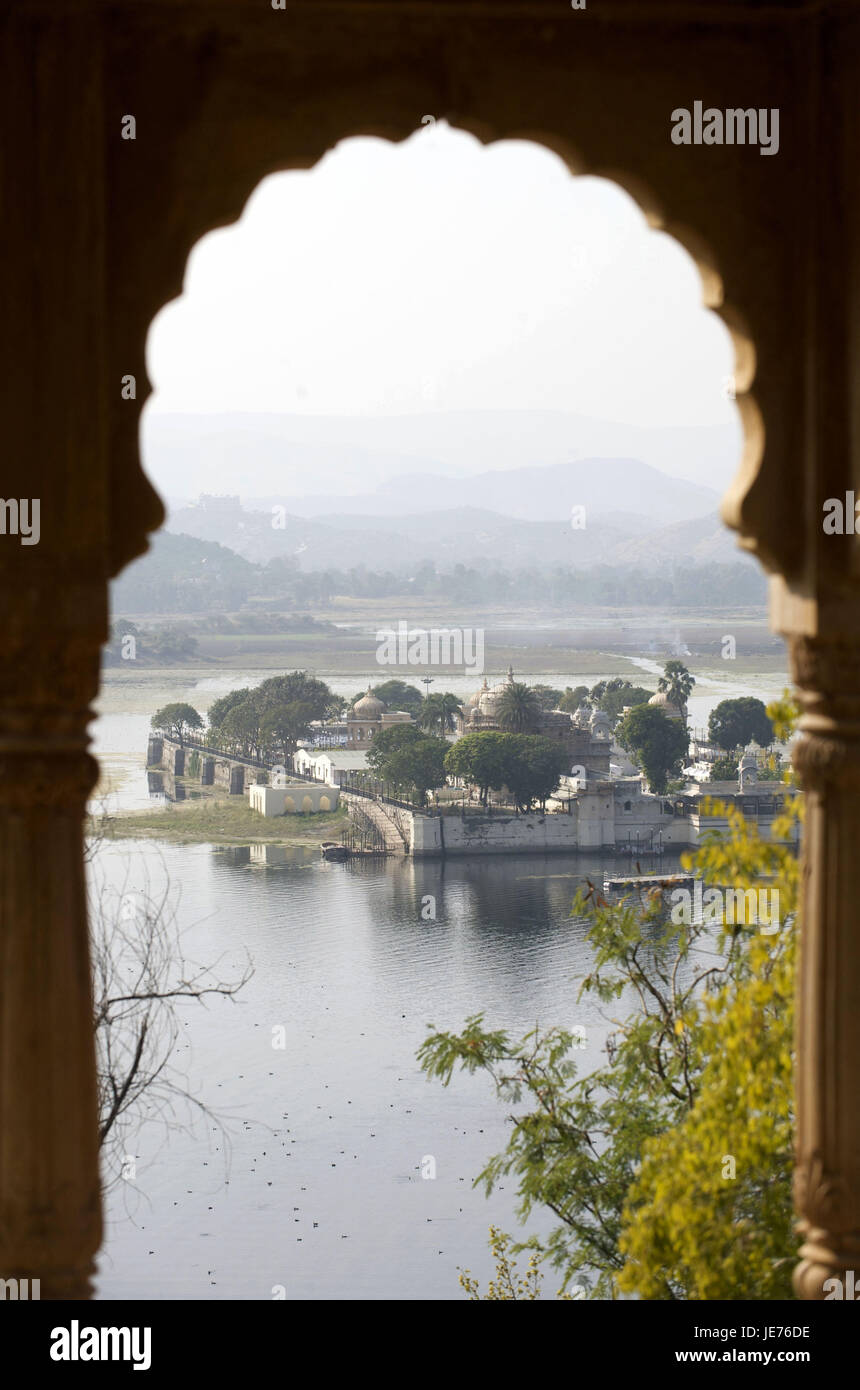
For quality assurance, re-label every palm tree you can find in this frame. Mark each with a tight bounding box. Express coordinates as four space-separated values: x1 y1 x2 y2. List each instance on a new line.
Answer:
495 681 541 734
657 660 695 715
418 692 461 738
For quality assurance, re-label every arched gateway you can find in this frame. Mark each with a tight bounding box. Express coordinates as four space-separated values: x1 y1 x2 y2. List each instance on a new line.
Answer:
2 0 859 1301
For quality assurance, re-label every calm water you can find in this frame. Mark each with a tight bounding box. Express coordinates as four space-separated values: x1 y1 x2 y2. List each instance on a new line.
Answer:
92 838 686 1300
90 659 781 1299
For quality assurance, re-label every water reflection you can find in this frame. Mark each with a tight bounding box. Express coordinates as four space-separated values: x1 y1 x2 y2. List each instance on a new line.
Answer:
94 837 689 1301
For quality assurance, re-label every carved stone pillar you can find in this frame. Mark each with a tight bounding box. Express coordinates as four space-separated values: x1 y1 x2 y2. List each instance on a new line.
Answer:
790 634 860 1298
0 580 106 1298
0 8 163 1297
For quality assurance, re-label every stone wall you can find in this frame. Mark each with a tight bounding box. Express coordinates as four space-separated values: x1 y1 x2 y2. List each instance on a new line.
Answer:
213 760 245 795
152 736 262 796
412 811 585 858
411 792 695 857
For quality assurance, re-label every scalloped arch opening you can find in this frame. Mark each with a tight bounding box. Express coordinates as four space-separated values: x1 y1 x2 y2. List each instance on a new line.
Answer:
141 120 751 564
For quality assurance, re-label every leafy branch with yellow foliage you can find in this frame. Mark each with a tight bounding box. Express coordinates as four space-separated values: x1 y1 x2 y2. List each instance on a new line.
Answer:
418 694 802 1299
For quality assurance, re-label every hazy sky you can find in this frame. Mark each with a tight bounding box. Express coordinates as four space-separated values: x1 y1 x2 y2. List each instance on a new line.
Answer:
146 124 736 430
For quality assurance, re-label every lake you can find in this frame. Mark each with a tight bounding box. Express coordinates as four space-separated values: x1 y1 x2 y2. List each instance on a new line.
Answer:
93 837 661 1300
91 658 786 1299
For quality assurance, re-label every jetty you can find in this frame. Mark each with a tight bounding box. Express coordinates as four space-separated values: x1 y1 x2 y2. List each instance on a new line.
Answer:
603 872 694 893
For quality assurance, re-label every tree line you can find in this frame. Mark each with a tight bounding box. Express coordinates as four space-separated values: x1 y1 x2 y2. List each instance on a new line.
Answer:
113 529 767 615
150 663 778 800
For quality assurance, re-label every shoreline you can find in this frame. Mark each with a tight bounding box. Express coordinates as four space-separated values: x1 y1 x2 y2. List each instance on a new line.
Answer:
89 797 348 847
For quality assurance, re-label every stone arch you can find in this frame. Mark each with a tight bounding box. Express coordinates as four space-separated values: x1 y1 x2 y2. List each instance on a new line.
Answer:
320 795 332 812
302 795 314 813
12 0 854 1305
118 78 785 590
284 796 296 813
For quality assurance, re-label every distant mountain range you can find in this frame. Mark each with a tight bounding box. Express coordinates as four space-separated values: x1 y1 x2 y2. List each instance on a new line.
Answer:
143 408 742 509
251 455 720 525
163 457 746 574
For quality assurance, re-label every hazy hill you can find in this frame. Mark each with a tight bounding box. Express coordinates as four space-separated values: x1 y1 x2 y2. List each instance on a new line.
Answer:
110 523 761 617
143 409 740 509
163 493 747 574
271 456 719 524
166 499 644 569
162 454 727 571
111 531 257 614
607 510 743 568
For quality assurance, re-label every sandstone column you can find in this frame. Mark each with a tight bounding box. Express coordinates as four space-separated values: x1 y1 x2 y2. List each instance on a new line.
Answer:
0 9 162 1297
791 633 860 1298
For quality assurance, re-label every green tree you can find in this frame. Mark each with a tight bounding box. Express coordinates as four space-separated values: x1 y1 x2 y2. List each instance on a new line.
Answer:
259 701 316 763
370 679 424 715
710 754 740 780
656 660 695 714
617 761 800 1297
147 626 199 662
597 683 654 722
444 732 512 806
367 724 447 804
150 702 203 746
616 704 689 794
208 687 253 732
708 696 774 751
220 698 264 759
419 694 801 1301
254 671 334 721
459 1228 565 1301
530 685 564 711
495 681 541 733
589 678 622 704
558 686 590 714
444 732 567 811
366 722 424 766
709 747 783 784
418 692 461 738
503 735 570 811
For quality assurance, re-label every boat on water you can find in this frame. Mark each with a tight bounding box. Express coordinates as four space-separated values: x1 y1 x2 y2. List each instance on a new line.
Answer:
321 842 350 861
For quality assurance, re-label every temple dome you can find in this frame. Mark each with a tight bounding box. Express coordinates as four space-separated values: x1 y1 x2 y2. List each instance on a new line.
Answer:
467 679 491 709
647 691 684 720
478 687 502 715
352 688 384 719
